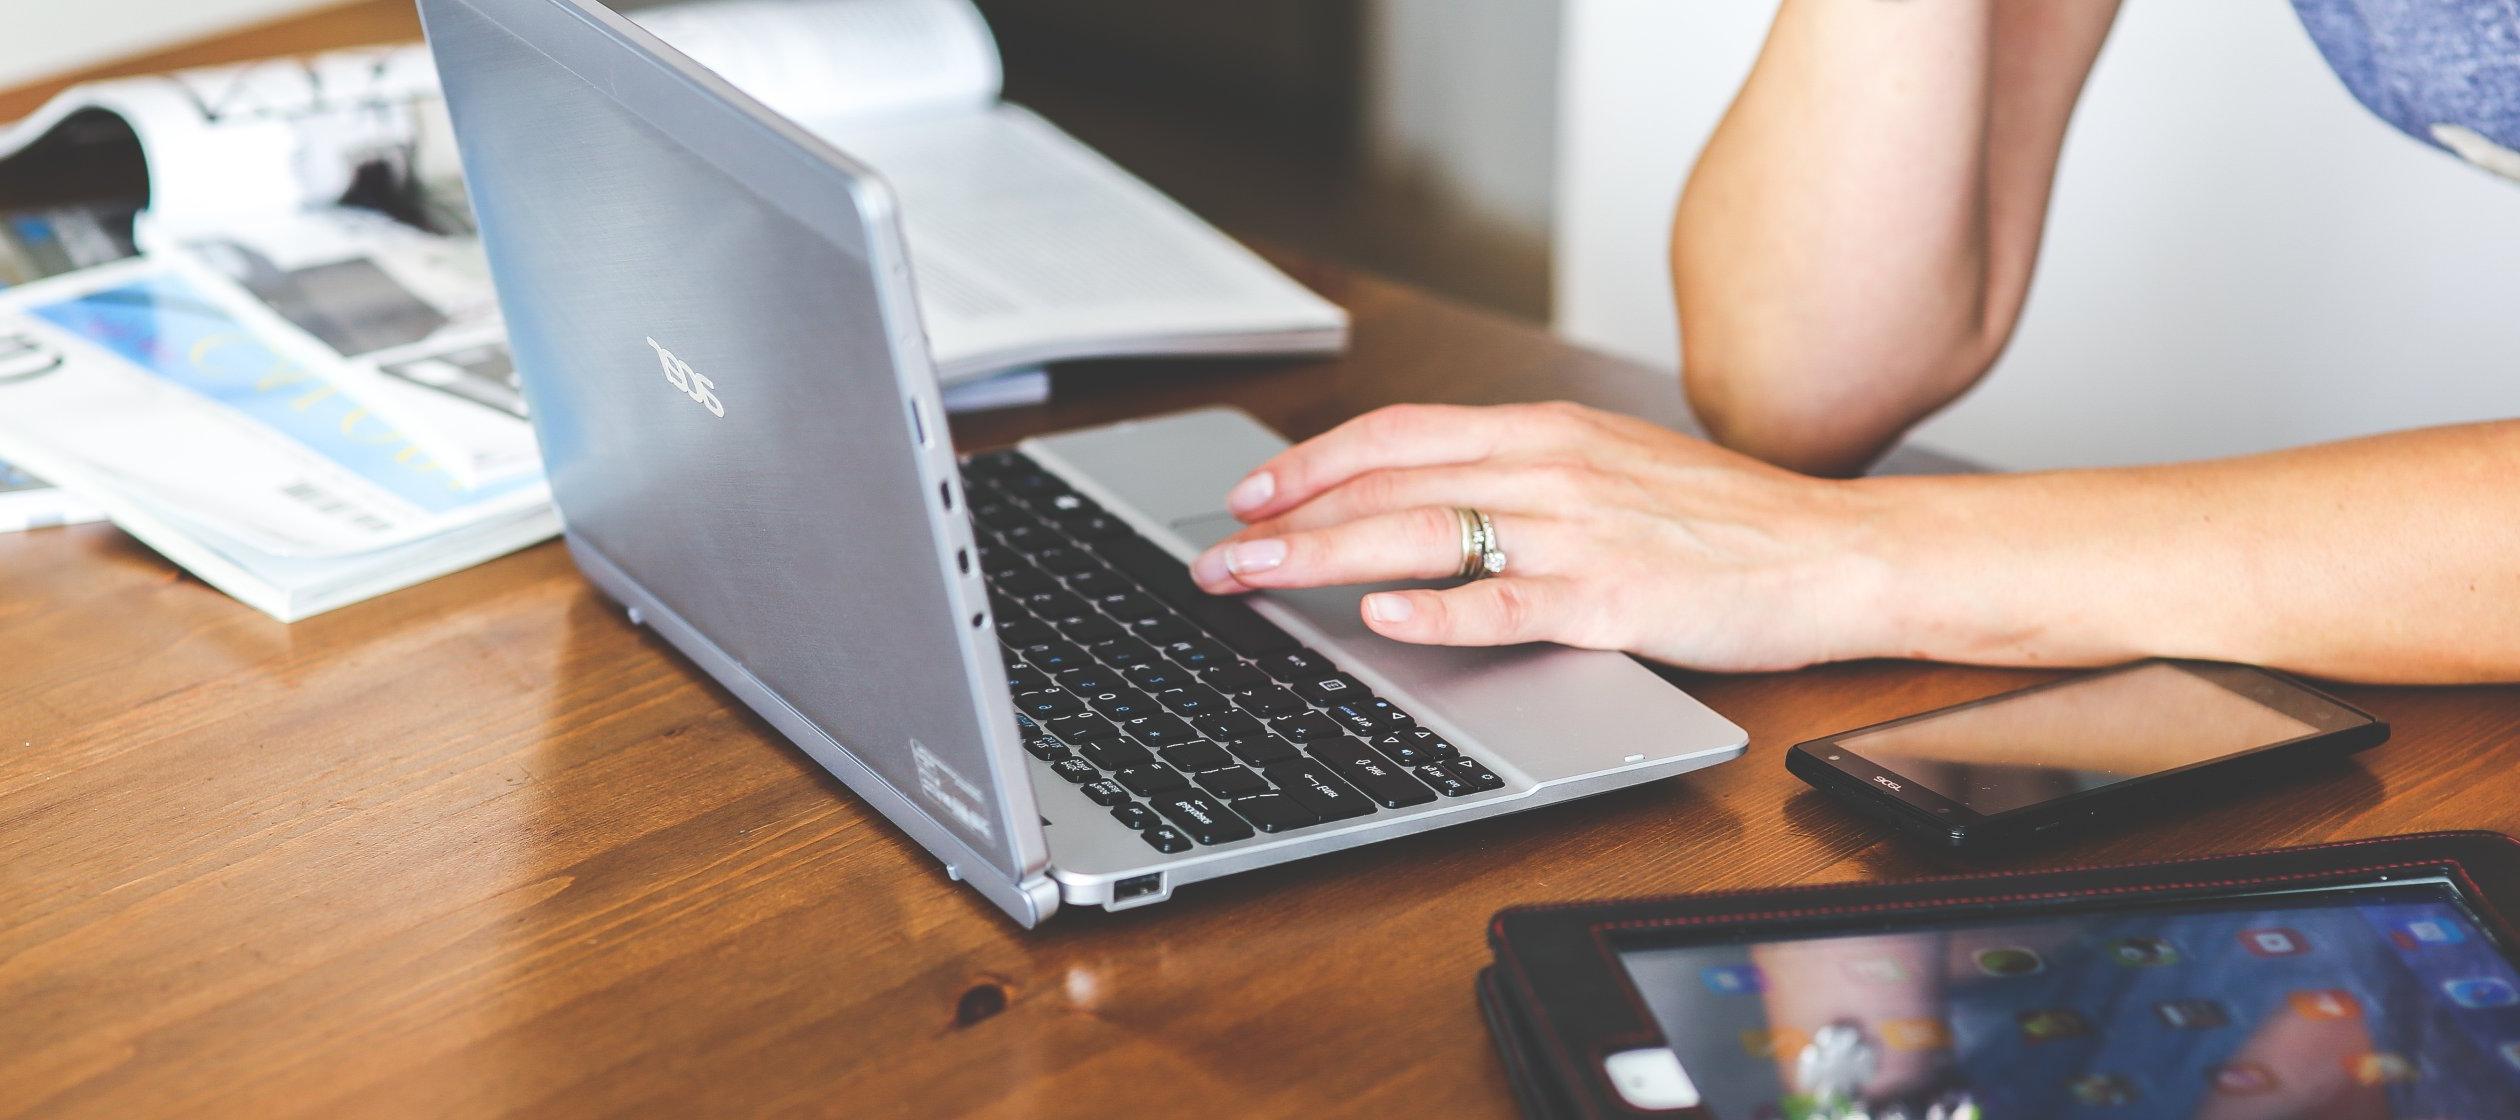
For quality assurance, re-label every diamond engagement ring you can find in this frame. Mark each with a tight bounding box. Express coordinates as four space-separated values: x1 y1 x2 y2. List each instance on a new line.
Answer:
1453 507 1507 580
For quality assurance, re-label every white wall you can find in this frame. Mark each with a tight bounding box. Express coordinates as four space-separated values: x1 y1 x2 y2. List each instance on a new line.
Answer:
0 0 334 91
1555 0 2520 470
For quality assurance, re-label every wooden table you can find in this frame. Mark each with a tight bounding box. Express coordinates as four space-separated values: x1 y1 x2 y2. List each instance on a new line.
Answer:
8 7 2520 1118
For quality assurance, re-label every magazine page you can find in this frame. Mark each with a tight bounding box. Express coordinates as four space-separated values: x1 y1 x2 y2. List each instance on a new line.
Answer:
0 458 106 532
140 206 537 486
0 258 545 560
633 0 1002 125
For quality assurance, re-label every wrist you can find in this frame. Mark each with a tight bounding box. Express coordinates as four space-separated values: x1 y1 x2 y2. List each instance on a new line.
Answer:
1834 472 2074 666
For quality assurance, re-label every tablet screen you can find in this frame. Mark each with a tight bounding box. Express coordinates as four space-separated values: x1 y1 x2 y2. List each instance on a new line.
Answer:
1833 662 2322 816
1617 880 2520 1117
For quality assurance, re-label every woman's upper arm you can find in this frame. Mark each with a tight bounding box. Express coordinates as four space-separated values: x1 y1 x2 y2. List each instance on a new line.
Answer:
1672 0 2122 476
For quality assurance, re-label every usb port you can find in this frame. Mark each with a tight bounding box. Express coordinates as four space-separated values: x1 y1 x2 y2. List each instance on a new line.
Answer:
1113 873 1163 903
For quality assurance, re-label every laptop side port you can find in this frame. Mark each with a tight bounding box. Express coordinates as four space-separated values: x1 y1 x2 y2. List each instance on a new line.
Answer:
1109 873 1167 908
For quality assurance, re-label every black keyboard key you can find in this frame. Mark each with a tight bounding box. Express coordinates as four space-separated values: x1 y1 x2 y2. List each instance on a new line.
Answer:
1053 510 1129 540
1254 648 1336 682
1192 712 1267 743
1358 697 1414 729
1066 569 1133 598
1095 591 1166 620
1413 763 1474 797
1000 469 1069 500
1080 741 1154 772
961 449 1026 478
999 523 1057 554
1198 664 1269 695
1080 779 1131 806
1007 666 1052 694
1099 536 1303 657
1034 490 1100 517
1155 638 1236 673
1293 673 1369 705
1236 687 1306 718
1150 790 1255 845
1136 616 1200 644
1024 642 1094 673
1061 617 1125 645
1111 802 1160 831
998 619 1058 651
1323 704 1384 737
1114 764 1189 796
1013 711 1046 740
1049 758 1099 784
1272 712 1345 743
1140 825 1193 854
1157 686 1230 719
1229 791 1318 833
1015 691 1084 721
1309 739 1438 808
1444 757 1507 792
1160 741 1236 773
1119 715 1198 749
1093 637 1164 672
993 566 1055 596
1122 661 1194 693
1020 589 1093 622
1219 734 1300 768
1034 547 1098 576
1085 689 1161 721
1195 766 1271 799
1045 713 1120 744
1023 739 1071 763
1262 760 1377 821
1371 729 1455 766
1055 666 1125 695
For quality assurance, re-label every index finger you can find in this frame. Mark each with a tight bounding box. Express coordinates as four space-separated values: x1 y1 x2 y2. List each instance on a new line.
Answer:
1228 402 1569 521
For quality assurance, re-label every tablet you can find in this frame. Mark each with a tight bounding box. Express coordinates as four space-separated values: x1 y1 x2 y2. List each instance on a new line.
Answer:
1481 832 2520 1119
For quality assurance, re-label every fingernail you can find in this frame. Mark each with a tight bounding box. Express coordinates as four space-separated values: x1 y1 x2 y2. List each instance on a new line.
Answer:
1365 593 1414 623
1226 471 1275 516
1190 547 1232 586
1224 539 1286 575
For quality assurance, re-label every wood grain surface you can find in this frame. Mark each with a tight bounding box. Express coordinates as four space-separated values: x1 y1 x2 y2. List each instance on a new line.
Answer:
7 6 2519 1117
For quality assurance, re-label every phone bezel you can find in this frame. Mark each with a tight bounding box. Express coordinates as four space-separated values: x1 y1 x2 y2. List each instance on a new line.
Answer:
1787 659 2386 845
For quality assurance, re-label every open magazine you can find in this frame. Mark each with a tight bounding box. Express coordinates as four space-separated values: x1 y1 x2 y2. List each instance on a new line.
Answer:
0 0 1342 619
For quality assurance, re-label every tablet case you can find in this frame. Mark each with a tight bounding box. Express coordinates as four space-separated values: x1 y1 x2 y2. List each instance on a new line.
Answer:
1478 830 2520 1119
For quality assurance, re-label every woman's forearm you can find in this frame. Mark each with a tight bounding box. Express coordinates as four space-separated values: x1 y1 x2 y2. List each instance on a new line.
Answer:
1673 0 2119 476
1854 420 2520 683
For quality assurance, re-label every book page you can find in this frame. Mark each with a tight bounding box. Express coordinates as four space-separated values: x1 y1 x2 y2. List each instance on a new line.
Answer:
633 0 1001 124
809 104 1347 379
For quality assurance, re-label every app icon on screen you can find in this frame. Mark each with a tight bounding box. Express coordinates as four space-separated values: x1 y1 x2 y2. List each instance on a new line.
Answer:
2444 978 2520 1009
1701 965 1765 995
2018 1008 2093 1043
2069 1073 2138 1105
2209 1062 2280 1095
2344 1052 2417 1087
1738 1028 1811 1060
2238 928 2309 957
1881 1018 1955 1052
1841 957 1910 984
2393 917 2468 949
1974 947 2044 977
2288 989 2363 1021
2108 937 2182 967
2154 998 2232 1030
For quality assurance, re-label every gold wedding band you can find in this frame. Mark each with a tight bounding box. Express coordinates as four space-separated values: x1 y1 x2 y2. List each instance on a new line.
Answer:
1453 507 1507 581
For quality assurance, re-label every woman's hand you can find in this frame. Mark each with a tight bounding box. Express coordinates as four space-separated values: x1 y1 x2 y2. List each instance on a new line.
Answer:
1185 401 1902 672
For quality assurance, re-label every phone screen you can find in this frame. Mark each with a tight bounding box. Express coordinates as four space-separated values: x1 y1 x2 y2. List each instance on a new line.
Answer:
1833 662 2321 817
1617 879 2520 1117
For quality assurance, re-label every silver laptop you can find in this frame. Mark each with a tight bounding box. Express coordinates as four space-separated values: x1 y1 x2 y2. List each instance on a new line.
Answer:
421 0 1745 926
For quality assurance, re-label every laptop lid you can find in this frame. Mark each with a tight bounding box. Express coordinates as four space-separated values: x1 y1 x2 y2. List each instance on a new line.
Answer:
421 0 1047 909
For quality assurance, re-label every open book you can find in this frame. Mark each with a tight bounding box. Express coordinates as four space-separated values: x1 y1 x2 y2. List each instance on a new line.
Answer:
629 0 1348 379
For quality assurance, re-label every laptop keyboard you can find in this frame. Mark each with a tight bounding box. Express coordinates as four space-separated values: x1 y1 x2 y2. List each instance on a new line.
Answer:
959 449 1507 855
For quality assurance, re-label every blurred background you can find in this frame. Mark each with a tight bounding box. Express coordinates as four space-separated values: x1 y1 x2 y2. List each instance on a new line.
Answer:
13 0 2512 471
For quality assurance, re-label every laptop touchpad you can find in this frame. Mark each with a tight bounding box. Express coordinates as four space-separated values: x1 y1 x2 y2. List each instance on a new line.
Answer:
1168 512 1244 551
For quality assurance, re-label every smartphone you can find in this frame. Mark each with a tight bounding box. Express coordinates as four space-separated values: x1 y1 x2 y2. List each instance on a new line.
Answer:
1786 659 2387 848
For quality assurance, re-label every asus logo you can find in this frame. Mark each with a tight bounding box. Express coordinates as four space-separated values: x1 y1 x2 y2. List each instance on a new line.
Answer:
1871 775 1905 792
647 337 724 417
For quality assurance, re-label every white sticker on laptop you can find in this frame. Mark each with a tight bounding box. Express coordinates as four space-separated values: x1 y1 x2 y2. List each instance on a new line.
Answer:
912 740 995 840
